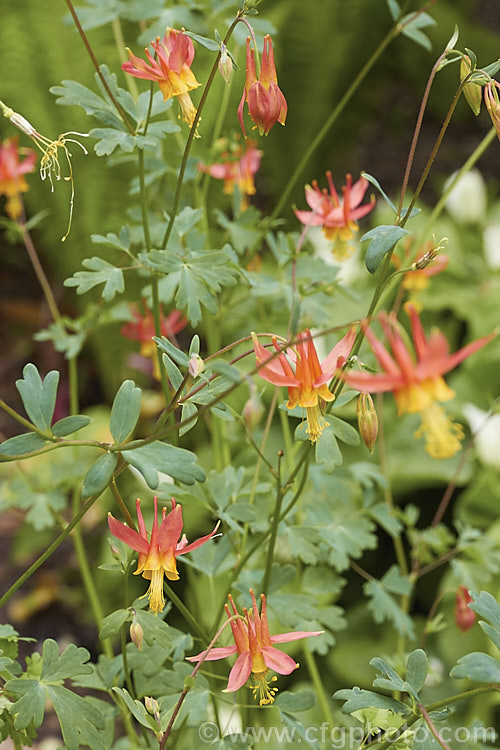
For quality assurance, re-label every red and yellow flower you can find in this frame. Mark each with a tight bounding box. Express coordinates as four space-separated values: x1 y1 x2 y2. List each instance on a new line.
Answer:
122 29 201 127
252 328 356 443
188 590 322 705
295 172 375 261
121 303 187 380
0 137 36 220
455 586 476 633
108 496 219 614
198 139 262 208
341 305 494 459
238 35 287 137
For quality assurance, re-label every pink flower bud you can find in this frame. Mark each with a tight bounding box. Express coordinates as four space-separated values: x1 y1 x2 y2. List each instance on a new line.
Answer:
218 43 233 85
130 619 144 650
188 353 205 377
455 586 476 632
243 393 264 432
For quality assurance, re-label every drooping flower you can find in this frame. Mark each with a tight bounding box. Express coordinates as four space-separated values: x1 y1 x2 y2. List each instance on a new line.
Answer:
0 137 36 220
198 139 262 208
484 80 500 142
454 586 476 632
340 305 495 459
238 35 287 137
252 327 356 443
187 590 322 705
295 172 375 261
108 496 220 614
121 303 188 380
122 29 201 127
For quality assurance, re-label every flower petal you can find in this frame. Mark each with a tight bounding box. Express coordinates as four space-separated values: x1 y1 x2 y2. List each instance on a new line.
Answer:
270 630 324 643
261 646 298 675
187 645 238 663
107 513 150 554
225 652 252 692
175 521 221 556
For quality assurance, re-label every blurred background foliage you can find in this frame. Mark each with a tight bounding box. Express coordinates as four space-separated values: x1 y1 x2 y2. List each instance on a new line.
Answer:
1 0 500 730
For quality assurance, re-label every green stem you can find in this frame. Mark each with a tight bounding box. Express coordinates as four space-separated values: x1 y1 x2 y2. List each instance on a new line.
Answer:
0 398 49 438
417 126 497 244
270 23 398 221
303 644 337 727
110 479 136 530
163 582 209 642
262 451 284 596
20 219 63 326
161 14 242 250
112 17 139 98
0 486 107 608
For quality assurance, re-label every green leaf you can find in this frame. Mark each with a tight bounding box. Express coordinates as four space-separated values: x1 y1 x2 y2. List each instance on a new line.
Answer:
162 354 184 391
370 656 412 695
210 361 242 384
275 690 316 712
406 649 428 695
469 590 500 649
450 652 500 682
6 679 45 729
327 415 360 445
41 639 93 683
333 686 411 715
183 30 220 51
385 0 400 21
314 424 343 472
112 688 158 731
278 712 319 749
90 127 136 156
16 364 59 432
364 575 415 639
64 257 125 301
180 402 198 437
81 452 118 499
0 432 48 457
47 685 106 750
110 380 142 445
399 12 436 51
155 337 190 367
99 609 129 640
50 79 120 125
135 610 172 650
91 227 131 253
52 415 92 437
361 171 397 212
319 516 377 572
124 441 205 488
361 225 409 274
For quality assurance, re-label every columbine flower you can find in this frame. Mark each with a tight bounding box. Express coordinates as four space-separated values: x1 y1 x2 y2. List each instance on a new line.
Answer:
484 80 500 142
455 586 476 632
198 139 262 208
121 303 187 380
340 305 494 459
0 137 36 220
238 35 287 137
295 172 375 261
108 496 219 614
252 327 356 443
122 29 201 128
187 590 322 705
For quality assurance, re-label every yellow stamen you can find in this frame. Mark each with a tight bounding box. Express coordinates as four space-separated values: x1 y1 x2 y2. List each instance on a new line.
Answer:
414 402 464 459
305 405 327 443
250 672 278 706
142 569 165 615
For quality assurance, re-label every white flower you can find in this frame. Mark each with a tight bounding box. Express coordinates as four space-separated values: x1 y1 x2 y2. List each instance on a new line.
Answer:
444 169 487 224
463 403 500 470
483 223 500 270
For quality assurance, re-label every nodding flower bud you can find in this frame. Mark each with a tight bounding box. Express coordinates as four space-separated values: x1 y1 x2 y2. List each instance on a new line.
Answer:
454 586 476 632
460 55 481 116
188 353 205 378
218 43 233 85
357 392 378 453
484 81 500 142
243 392 264 432
130 616 144 650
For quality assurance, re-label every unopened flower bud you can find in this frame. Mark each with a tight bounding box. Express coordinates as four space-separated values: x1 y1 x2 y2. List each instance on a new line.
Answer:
218 43 233 85
484 81 500 142
188 353 204 378
357 392 378 453
145 696 160 720
454 585 476 632
243 393 264 432
108 541 121 560
460 55 481 116
130 618 144 650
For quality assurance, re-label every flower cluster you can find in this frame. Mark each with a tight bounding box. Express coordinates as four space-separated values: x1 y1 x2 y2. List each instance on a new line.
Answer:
341 305 494 459
295 172 375 261
122 29 201 127
0 137 36 220
188 590 322 705
108 496 219 614
238 35 287 137
252 328 355 443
